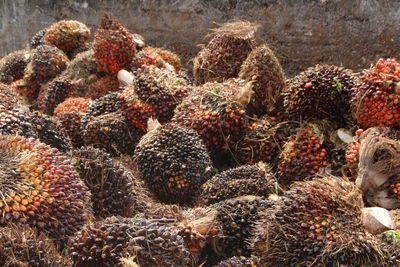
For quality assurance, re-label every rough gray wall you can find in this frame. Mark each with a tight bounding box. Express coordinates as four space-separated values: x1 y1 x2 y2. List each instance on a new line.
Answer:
1 0 399 76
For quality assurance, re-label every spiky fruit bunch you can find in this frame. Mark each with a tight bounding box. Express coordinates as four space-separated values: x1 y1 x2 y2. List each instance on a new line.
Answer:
344 127 400 180
149 47 182 71
234 118 300 166
44 20 91 54
133 123 214 204
211 196 273 260
193 21 258 84
173 80 249 154
87 75 120 99
81 92 124 121
352 58 400 128
200 163 277 205
0 50 30 84
218 256 259 267
38 78 76 115
71 147 139 218
20 45 69 101
68 217 194 267
28 111 71 152
0 106 36 138
120 86 157 131
131 48 164 69
278 122 331 186
0 225 69 267
284 65 357 124
93 14 136 74
30 29 46 49
239 44 285 116
54 97 91 116
252 176 386 266
0 83 23 109
0 135 92 238
131 66 190 123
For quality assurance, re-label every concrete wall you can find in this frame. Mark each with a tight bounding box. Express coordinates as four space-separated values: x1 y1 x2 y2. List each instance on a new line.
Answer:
1 0 399 76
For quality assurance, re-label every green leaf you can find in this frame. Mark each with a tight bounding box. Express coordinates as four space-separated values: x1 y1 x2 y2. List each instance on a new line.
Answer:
333 76 343 93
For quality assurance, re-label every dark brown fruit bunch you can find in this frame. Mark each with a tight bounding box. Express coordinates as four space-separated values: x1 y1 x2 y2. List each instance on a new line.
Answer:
252 176 386 266
277 121 332 186
234 118 299 167
0 225 70 267
0 83 23 109
173 80 249 155
38 78 76 115
30 29 46 49
0 50 30 84
283 65 357 124
211 196 273 261
0 135 92 239
239 44 285 116
199 163 277 206
351 58 400 129
44 20 91 54
20 45 69 101
71 147 139 218
193 21 258 84
131 66 190 123
68 217 194 267
217 256 259 267
133 123 214 205
0 106 36 138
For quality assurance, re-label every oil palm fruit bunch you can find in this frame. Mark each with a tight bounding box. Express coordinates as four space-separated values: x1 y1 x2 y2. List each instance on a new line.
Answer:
0 135 92 239
30 28 46 48
131 48 164 69
351 58 400 129
173 79 250 156
71 147 140 219
252 175 386 266
355 128 400 209
193 21 258 84
37 78 76 115
344 127 400 180
43 20 91 55
150 47 182 71
20 45 69 102
0 49 30 84
68 216 195 267
199 163 277 206
238 44 285 116
93 13 136 74
87 75 120 99
129 65 191 123
0 83 24 109
0 225 70 267
81 92 142 155
283 64 357 125
277 121 332 186
0 106 36 138
210 196 273 261
54 97 91 147
234 117 299 167
133 122 214 205
217 256 259 267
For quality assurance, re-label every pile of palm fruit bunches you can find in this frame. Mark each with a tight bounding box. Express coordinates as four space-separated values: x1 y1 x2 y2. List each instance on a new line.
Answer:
1 12 400 267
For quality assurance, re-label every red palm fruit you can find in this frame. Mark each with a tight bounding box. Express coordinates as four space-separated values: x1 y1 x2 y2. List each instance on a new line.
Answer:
131 48 164 69
93 14 136 74
87 75 121 99
173 79 249 155
239 44 286 116
193 21 258 84
44 20 91 54
0 135 92 239
277 121 332 186
352 58 400 129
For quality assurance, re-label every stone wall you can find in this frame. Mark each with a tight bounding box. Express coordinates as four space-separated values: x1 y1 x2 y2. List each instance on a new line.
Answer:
1 0 399 76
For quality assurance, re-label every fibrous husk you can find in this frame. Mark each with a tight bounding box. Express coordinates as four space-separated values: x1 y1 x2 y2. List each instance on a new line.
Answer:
356 128 400 209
